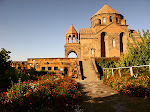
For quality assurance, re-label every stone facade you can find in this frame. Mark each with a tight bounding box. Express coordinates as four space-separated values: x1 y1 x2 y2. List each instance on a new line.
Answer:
11 58 79 77
65 4 140 60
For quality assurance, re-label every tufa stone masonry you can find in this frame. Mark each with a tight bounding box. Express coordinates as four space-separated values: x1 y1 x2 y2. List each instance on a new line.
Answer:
11 4 141 81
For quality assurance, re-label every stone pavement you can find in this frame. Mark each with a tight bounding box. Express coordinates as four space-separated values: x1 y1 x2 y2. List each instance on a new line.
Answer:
78 81 150 112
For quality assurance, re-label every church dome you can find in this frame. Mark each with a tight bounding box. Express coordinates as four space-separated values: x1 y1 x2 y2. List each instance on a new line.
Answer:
91 4 124 27
92 4 121 17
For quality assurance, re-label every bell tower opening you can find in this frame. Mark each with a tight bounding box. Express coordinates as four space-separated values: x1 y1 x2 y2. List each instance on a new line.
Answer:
101 32 106 57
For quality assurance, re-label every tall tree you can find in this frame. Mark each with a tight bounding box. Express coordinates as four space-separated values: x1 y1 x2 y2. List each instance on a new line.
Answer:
0 48 11 76
116 29 150 67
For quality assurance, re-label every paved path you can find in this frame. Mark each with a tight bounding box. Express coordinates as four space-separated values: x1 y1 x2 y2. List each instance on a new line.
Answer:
78 81 150 112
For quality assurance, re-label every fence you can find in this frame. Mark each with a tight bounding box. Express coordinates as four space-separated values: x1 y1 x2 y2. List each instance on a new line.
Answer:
103 64 150 77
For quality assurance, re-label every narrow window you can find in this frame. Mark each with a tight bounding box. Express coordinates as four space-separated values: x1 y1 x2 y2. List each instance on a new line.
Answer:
94 21 95 25
103 17 106 23
101 32 106 57
99 19 101 24
120 33 123 53
112 39 115 47
91 49 94 55
48 67 51 70
42 67 45 70
54 67 58 70
116 18 118 23
110 16 112 22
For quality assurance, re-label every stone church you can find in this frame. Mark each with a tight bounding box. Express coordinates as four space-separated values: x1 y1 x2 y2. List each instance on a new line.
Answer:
11 4 140 81
65 4 140 60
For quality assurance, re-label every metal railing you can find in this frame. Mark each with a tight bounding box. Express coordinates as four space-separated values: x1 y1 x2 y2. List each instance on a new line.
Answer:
103 64 150 77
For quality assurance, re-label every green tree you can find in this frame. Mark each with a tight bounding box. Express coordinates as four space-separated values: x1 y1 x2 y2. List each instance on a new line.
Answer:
97 58 116 68
116 29 150 67
0 48 11 76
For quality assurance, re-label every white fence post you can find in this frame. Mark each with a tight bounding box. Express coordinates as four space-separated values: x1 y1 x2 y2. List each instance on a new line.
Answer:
130 67 133 76
119 68 121 77
112 69 114 76
149 63 150 73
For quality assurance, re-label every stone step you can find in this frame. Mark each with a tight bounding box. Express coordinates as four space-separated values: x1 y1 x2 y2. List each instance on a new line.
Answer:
82 60 98 81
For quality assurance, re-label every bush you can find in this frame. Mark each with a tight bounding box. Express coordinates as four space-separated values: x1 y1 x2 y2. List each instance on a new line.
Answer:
36 70 48 76
97 58 116 68
0 75 81 111
103 74 150 98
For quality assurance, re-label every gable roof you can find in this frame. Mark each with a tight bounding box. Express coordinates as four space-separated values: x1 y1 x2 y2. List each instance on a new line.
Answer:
93 4 120 17
66 24 78 34
79 28 95 34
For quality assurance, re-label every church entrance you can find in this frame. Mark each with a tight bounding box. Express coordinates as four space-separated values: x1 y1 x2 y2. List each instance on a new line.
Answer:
101 32 106 57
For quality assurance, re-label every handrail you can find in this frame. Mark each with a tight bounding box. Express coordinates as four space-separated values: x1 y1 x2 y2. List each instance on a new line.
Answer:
103 64 150 77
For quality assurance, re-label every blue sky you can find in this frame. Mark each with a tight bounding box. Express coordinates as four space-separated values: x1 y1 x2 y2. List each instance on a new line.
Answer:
0 0 150 61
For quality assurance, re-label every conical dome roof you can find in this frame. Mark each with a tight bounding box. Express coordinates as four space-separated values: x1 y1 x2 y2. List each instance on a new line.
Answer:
66 24 77 34
93 4 120 17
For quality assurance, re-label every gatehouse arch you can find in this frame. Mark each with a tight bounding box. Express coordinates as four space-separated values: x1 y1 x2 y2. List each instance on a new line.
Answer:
68 51 77 58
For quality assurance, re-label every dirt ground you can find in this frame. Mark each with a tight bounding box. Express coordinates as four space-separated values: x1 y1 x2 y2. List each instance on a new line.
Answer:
78 81 150 112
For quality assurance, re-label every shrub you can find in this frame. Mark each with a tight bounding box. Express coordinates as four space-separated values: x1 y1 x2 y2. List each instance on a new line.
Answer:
36 70 48 76
0 75 81 111
97 58 116 68
103 74 150 98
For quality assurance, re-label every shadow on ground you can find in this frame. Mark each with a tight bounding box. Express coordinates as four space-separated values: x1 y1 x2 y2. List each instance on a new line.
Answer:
78 83 150 112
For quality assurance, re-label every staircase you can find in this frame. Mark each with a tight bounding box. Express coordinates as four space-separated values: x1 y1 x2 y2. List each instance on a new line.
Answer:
82 60 99 82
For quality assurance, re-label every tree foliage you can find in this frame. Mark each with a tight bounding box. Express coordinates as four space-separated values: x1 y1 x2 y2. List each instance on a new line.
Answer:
116 29 150 67
0 48 11 76
97 58 116 68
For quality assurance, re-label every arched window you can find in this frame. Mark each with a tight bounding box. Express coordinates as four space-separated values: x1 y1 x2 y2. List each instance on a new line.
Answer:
99 19 101 24
120 33 123 53
69 35 71 43
112 39 115 47
116 18 118 23
101 32 106 57
103 17 106 23
110 16 112 22
91 49 94 55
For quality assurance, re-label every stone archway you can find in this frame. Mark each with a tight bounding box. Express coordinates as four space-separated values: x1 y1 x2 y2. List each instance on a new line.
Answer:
64 44 80 59
66 50 78 58
68 51 77 58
